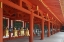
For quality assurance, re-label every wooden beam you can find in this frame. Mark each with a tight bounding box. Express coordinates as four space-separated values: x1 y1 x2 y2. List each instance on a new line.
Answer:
3 0 31 14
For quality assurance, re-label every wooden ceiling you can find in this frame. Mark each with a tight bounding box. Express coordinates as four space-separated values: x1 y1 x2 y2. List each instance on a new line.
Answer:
43 0 64 25
28 0 64 25
60 0 64 17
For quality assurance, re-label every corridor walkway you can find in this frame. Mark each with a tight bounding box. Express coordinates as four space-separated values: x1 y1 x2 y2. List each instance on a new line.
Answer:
4 32 64 42
34 32 64 42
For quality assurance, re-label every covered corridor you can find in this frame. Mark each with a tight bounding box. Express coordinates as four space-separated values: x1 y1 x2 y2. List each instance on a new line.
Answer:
4 32 64 42
0 0 64 42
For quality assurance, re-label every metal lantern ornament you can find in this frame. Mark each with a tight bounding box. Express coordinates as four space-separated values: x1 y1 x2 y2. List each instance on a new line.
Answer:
20 27 24 36
37 5 39 10
5 27 9 37
13 27 18 37
25 28 30 36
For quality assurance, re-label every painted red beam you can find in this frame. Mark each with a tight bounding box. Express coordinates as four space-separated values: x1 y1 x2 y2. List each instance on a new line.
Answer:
3 0 31 15
34 13 42 19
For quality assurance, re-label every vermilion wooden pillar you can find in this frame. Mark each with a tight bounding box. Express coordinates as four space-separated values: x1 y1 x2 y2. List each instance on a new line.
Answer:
29 13 33 42
24 21 26 28
54 25 55 34
41 19 44 40
56 25 57 33
0 1 3 42
55 25 56 33
60 25 61 31
9 19 11 40
54 26 56 33
53 25 55 34
57 25 58 32
47 21 50 37
52 23 53 35
58 25 60 32
57 25 59 32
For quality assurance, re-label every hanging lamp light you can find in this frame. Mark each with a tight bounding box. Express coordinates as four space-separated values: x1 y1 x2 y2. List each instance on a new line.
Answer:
13 27 18 37
47 13 48 17
5 27 9 37
25 28 30 36
37 5 39 10
0 2 2 8
20 27 24 36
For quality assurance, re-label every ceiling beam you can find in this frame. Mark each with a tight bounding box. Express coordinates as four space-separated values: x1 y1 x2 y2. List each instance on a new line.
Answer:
39 0 63 24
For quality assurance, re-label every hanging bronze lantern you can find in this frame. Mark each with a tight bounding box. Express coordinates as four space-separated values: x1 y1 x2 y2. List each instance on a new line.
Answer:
5 27 9 37
13 27 18 37
20 27 24 36
25 28 30 36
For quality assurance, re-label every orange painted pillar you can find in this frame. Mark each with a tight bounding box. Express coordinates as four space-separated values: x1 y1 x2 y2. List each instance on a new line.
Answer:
55 25 56 33
47 21 50 37
58 25 60 32
24 21 26 28
41 19 44 40
54 25 56 33
55 25 57 33
57 25 59 32
54 25 55 34
52 23 53 35
56 25 57 33
57 25 58 32
0 1 3 42
53 24 54 34
29 13 33 42
56 25 57 32
9 19 11 39
54 25 55 33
